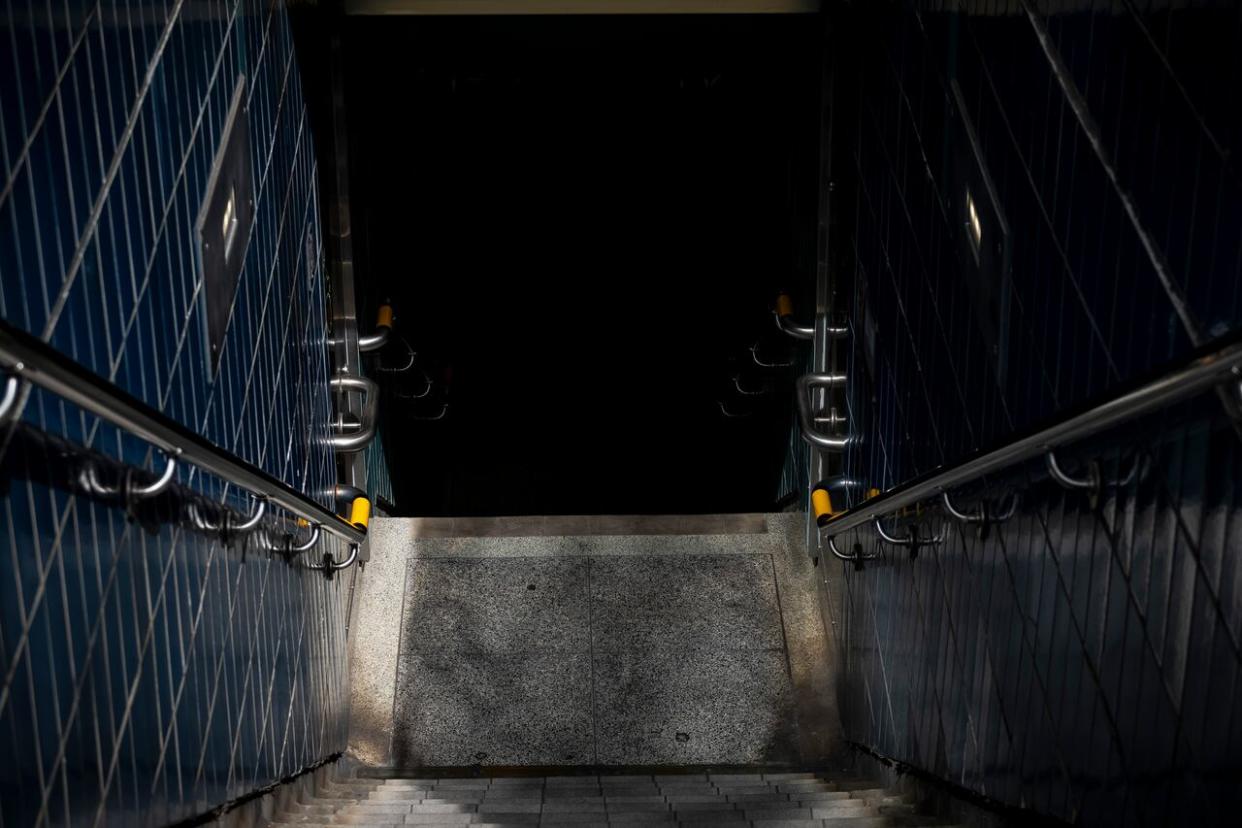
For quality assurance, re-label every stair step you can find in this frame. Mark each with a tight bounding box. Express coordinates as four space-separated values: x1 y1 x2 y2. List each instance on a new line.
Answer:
267 771 942 828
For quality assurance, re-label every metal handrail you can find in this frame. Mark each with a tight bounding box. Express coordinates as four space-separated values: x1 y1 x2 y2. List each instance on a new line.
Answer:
775 312 851 341
774 311 814 341
358 328 390 353
773 293 849 341
941 490 1018 524
0 318 366 545
81 451 178 499
819 332 1242 538
796 372 850 451
325 373 379 452
750 341 795 368
329 303 393 353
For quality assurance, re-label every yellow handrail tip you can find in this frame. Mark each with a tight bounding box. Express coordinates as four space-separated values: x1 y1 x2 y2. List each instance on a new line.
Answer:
376 305 394 329
811 488 833 520
349 496 372 530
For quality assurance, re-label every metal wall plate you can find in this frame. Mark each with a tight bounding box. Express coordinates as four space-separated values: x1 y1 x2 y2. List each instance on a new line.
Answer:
198 77 254 378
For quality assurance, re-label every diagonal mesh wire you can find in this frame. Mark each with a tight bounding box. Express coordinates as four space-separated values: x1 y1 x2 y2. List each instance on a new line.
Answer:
823 2 1242 825
0 1 351 825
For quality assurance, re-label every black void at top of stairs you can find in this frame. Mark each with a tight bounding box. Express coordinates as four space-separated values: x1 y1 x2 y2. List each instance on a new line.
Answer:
336 14 824 517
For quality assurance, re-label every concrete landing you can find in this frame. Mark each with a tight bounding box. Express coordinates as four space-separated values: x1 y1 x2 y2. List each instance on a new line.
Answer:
348 515 839 769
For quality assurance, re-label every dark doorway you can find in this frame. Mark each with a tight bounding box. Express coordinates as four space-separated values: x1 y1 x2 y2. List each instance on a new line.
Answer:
343 15 823 515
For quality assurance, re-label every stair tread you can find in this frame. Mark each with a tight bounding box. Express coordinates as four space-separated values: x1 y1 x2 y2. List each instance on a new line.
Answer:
268 771 937 828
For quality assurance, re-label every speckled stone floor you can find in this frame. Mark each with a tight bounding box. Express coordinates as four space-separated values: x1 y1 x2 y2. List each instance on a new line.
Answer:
348 514 839 769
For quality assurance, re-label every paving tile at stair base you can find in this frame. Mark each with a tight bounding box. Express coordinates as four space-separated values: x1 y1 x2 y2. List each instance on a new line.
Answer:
744 807 814 819
335 812 413 824
542 801 608 813
471 803 540 814
589 554 784 651
369 790 440 800
342 804 418 814
406 804 477 814
392 651 595 766
402 558 590 654
665 795 723 804
491 801 551 811
778 780 834 791
794 791 853 802
814 803 879 817
722 787 783 797
607 803 673 814
420 795 488 804
593 647 797 765
745 800 810 810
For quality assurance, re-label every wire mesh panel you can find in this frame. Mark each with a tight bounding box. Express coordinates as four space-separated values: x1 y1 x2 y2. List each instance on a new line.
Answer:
0 1 350 825
827 2 1242 825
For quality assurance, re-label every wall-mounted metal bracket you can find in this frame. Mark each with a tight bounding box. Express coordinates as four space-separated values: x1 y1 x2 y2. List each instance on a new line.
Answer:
796 373 850 451
325 373 380 452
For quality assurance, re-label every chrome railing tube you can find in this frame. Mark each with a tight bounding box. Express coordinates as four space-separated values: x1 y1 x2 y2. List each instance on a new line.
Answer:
0 319 365 545
325 374 379 452
331 304 393 354
358 327 391 353
819 333 1242 538
796 372 850 451
775 312 814 341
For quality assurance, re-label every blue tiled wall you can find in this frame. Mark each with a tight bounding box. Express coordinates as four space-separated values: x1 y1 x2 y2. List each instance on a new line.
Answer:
1 1 351 824
826 2 1242 825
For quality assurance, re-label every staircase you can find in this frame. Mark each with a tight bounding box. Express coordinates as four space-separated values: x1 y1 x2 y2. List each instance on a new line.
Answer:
267 771 946 827
346 514 840 769
270 516 952 827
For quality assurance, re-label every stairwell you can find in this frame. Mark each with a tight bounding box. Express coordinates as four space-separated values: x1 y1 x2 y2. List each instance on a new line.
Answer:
258 514 952 827
266 771 945 828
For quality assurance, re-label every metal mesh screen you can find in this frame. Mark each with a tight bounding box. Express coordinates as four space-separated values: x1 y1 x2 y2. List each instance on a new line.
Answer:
828 2 1242 824
0 1 351 824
